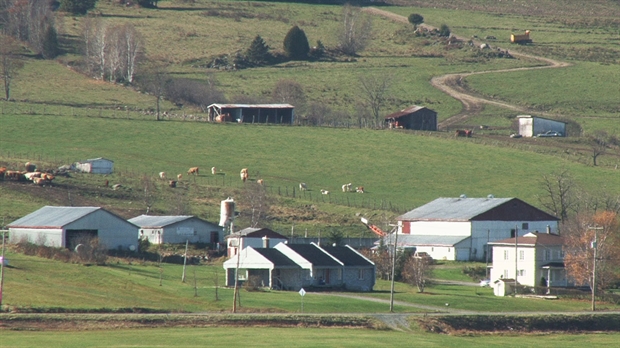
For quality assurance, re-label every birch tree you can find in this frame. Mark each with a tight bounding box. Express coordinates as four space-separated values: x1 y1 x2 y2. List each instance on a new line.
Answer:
338 4 372 56
0 35 24 100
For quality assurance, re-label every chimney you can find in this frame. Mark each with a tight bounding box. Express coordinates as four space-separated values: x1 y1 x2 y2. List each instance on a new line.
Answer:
546 225 551 234
262 235 270 248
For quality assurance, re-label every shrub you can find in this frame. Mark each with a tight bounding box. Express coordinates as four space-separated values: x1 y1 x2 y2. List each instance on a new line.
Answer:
283 25 310 60
439 24 451 37
245 35 271 66
408 14 424 26
59 0 98 15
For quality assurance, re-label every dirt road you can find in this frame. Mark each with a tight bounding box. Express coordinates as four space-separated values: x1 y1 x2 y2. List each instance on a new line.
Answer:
362 7 571 130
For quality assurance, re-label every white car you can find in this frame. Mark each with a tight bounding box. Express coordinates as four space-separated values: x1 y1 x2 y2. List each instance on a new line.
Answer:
537 131 562 137
479 279 491 287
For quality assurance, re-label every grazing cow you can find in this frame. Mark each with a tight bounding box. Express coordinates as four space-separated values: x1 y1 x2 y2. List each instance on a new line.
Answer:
342 183 352 192
240 168 248 182
215 113 232 123
32 177 46 186
321 189 329 195
159 172 166 180
0 167 6 180
455 129 473 137
299 183 307 191
112 184 122 190
24 172 42 181
41 173 55 181
356 186 365 193
257 179 264 185
188 167 199 175
5 170 24 181
169 180 177 188
177 174 182 180
211 167 217 175
25 162 36 172
104 180 109 187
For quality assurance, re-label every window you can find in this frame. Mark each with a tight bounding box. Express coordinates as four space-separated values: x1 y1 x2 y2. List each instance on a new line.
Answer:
510 229 516 238
358 269 365 280
519 250 525 260
522 223 529 230
518 270 525 276
504 250 509 260
560 250 565 259
545 250 551 260
503 269 509 278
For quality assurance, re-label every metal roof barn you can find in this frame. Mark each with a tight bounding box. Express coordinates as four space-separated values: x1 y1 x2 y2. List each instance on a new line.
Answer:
384 105 437 131
8 206 139 250
129 215 223 246
207 103 295 124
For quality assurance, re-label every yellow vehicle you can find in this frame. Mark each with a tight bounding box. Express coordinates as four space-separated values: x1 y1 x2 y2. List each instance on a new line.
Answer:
510 30 532 44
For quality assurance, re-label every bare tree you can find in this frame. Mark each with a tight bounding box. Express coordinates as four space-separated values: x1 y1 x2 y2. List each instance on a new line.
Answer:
360 244 391 280
138 62 169 121
242 181 271 228
563 211 620 301
271 79 305 108
402 254 433 292
538 169 577 221
120 23 142 83
358 73 394 125
338 4 372 56
168 189 191 215
141 174 158 214
0 34 24 100
0 0 55 55
588 130 618 166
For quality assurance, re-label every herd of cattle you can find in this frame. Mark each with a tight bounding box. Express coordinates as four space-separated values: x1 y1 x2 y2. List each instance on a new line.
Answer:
0 162 59 186
2 161 368 197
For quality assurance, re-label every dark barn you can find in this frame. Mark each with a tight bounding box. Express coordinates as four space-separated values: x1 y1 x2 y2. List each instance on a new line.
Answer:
384 105 437 131
207 104 295 124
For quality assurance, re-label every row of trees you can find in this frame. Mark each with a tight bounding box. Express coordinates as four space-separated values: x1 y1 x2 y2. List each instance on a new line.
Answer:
0 0 59 58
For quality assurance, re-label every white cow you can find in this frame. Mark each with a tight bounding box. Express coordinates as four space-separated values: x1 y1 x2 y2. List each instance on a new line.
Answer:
299 183 307 191
342 183 352 192
321 189 329 195
159 172 166 180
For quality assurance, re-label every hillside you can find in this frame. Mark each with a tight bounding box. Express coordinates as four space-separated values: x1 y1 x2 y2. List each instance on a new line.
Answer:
1 0 619 233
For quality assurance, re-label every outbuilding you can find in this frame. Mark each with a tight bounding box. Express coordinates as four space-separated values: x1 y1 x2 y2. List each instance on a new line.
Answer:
73 157 114 174
207 104 295 124
517 115 566 137
129 215 223 247
8 206 138 250
384 105 437 131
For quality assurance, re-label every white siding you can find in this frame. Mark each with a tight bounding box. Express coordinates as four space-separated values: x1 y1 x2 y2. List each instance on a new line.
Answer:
64 210 137 250
409 221 471 236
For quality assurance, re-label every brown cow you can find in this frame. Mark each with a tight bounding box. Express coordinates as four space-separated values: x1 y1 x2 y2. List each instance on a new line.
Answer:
257 179 264 185
455 129 473 137
32 177 47 186
169 180 177 188
356 186 365 193
0 167 7 179
159 172 166 180
188 167 199 175
25 162 36 172
177 174 183 180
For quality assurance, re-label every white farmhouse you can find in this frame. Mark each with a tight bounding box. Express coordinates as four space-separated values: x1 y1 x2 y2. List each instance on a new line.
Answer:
489 231 568 296
395 197 559 261
129 215 223 247
8 206 138 250
226 227 288 258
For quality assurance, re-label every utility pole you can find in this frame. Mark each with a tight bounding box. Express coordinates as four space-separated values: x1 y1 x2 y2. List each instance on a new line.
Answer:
389 224 399 312
0 230 6 307
232 221 241 313
181 239 189 283
514 225 518 296
485 229 490 280
589 225 603 312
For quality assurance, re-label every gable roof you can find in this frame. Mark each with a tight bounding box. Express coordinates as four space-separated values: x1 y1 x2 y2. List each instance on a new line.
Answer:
490 232 564 247
384 105 434 119
284 244 342 267
208 103 294 109
398 197 558 222
8 206 105 228
253 248 300 268
320 245 374 266
129 215 198 228
227 227 287 240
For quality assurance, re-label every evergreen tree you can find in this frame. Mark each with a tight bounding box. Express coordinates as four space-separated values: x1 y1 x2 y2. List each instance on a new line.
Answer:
283 25 310 60
60 0 98 15
245 35 271 66
439 24 451 37
41 26 59 59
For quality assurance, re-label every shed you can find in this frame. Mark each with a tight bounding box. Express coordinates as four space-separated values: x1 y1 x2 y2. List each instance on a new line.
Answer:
74 157 114 174
517 115 566 137
129 215 223 247
8 206 138 250
207 104 295 124
384 105 437 131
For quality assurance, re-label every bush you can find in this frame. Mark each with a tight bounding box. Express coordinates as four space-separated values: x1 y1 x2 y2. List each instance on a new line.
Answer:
439 24 451 37
408 14 424 26
283 25 310 60
59 0 98 15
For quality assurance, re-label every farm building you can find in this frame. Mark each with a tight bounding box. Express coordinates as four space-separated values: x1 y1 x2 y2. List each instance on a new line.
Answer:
384 105 437 131
207 104 295 124
394 197 559 262
129 215 223 247
7 206 139 250
517 115 566 137
73 157 114 174
226 227 288 258
224 242 375 291
489 231 568 295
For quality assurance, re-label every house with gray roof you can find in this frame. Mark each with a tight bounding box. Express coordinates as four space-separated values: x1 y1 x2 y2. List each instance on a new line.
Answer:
224 242 375 291
8 206 138 250
395 197 559 261
129 215 223 247
225 227 288 258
